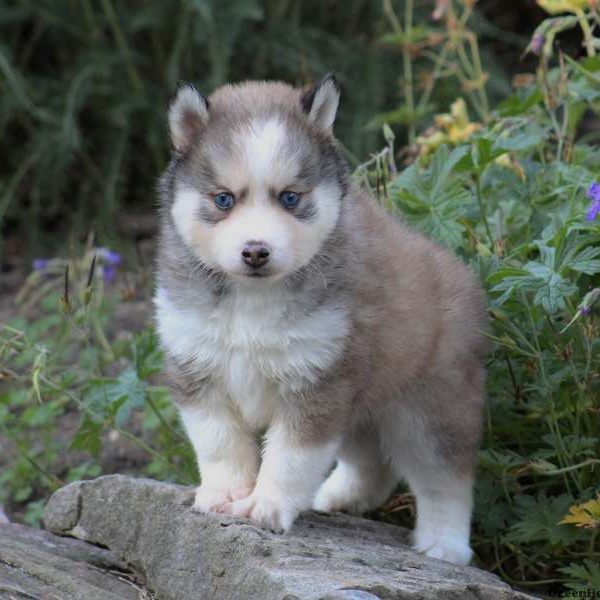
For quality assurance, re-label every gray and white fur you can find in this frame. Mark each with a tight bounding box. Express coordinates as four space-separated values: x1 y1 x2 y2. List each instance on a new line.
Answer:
154 74 487 566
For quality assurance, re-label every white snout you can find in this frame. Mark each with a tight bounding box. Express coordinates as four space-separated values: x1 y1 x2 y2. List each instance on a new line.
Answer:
212 204 293 278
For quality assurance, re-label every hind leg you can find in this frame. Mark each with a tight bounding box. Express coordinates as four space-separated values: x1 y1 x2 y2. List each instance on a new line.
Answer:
402 462 474 565
380 385 482 565
313 427 398 515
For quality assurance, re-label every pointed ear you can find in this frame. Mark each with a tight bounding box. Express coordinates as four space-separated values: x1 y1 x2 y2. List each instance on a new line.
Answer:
300 73 340 132
168 83 210 154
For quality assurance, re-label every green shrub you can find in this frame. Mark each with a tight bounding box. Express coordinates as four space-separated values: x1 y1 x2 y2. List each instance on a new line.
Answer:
0 249 196 524
362 0 599 591
0 0 399 256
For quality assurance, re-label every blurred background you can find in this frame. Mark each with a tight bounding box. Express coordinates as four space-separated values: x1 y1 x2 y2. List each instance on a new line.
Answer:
0 0 550 270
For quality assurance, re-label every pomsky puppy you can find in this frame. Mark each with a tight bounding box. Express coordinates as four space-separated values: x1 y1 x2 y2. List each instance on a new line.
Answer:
155 74 487 566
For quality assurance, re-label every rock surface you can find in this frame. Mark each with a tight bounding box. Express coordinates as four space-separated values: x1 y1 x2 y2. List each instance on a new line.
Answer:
0 521 147 599
41 474 538 600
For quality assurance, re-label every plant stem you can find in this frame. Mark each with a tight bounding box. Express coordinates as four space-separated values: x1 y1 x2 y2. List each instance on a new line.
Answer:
145 391 186 442
40 374 189 480
576 10 596 57
474 173 494 246
99 0 145 94
402 0 416 144
383 0 415 144
534 458 600 475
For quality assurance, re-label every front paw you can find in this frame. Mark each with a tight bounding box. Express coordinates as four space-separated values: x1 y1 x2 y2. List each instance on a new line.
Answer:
191 484 254 513
218 493 298 532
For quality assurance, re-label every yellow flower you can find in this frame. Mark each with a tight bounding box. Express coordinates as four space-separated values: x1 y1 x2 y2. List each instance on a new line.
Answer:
537 0 589 14
448 121 481 143
417 98 481 157
434 113 454 128
494 152 526 180
415 130 449 157
450 98 470 127
494 153 512 168
560 495 600 529
446 99 482 143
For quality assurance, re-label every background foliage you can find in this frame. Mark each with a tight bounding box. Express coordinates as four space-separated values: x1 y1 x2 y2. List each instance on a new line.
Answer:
1 0 599 596
0 0 537 259
0 0 393 258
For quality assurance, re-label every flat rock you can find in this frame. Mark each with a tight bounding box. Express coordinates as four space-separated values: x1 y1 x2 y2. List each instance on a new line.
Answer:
43 475 538 600
0 521 146 599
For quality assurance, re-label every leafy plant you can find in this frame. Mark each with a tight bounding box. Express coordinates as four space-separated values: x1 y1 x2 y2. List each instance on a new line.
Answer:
357 0 600 592
0 244 195 523
0 0 397 257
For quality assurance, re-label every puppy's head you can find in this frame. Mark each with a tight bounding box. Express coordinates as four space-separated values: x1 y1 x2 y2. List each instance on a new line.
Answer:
165 75 347 282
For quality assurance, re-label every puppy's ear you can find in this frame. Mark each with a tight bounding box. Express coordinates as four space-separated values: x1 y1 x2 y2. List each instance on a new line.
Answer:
301 73 340 132
168 83 210 154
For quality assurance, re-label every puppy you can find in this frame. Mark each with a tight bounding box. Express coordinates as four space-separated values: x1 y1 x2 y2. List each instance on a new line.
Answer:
155 74 487 565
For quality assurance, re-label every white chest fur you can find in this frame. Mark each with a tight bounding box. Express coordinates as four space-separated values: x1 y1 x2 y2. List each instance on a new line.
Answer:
154 285 349 428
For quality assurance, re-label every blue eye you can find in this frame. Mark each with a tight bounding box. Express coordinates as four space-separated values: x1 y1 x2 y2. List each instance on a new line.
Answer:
214 192 235 210
279 191 300 209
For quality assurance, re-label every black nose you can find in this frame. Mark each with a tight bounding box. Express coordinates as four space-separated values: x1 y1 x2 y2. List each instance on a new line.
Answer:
241 241 270 268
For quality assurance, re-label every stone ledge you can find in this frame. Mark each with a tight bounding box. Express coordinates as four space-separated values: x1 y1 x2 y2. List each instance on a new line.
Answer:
42 474 538 600
0 521 146 599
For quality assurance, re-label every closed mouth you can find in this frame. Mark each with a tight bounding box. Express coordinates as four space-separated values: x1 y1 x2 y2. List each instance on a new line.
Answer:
246 270 271 278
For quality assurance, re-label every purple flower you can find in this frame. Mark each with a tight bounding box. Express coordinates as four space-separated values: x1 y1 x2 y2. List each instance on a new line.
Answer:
97 247 121 283
531 33 545 56
103 265 117 283
98 248 122 266
579 288 600 318
32 259 49 271
586 182 600 221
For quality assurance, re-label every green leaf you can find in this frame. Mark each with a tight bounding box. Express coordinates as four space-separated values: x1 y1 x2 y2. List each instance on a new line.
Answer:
23 500 45 528
133 329 164 379
378 25 435 47
14 485 32 502
533 434 598 461
430 146 470 194
559 560 600 590
70 415 103 457
479 448 526 472
507 494 585 547
367 104 434 129
529 268 578 314
453 137 505 173
498 88 543 117
492 122 548 153
474 471 515 535
66 462 102 481
564 245 600 275
84 368 147 427
21 401 62 427
389 146 471 249
486 267 529 286
490 238 580 313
